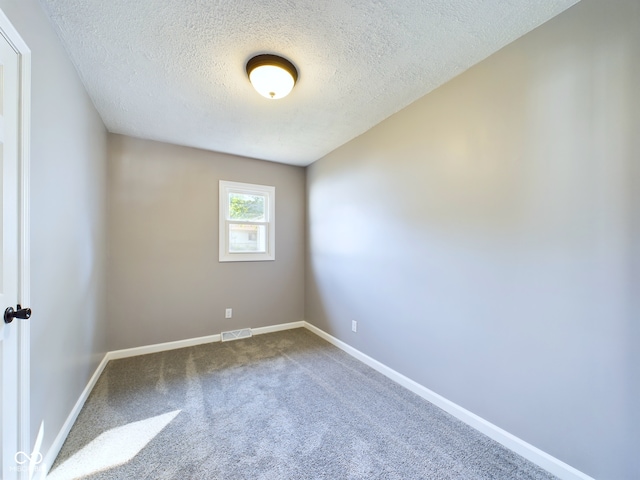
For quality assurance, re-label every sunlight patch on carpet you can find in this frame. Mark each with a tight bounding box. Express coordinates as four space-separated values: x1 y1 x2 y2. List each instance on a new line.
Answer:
48 410 181 479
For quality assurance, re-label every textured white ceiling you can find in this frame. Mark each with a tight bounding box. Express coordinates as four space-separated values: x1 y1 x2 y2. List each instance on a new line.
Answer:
40 0 579 166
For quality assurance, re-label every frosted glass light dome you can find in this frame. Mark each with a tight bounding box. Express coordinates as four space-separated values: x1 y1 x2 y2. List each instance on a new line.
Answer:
246 55 298 100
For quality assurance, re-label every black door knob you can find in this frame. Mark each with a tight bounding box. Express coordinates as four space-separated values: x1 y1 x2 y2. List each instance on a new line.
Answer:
4 304 31 324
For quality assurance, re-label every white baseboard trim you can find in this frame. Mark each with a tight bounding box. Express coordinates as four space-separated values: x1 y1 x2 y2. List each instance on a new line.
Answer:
40 354 110 479
107 322 306 361
107 333 222 361
252 321 305 336
302 321 593 480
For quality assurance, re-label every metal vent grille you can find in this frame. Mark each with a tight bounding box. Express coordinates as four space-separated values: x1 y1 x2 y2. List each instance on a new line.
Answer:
221 328 253 342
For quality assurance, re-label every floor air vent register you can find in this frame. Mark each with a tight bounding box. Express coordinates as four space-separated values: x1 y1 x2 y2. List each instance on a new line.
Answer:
221 328 253 342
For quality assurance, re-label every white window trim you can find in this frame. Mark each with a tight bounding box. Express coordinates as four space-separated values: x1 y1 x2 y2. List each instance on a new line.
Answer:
219 180 275 262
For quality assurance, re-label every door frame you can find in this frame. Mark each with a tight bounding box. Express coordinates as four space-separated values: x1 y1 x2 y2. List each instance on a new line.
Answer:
0 8 31 477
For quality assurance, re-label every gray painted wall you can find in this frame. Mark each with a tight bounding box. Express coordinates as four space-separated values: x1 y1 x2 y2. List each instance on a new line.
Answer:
0 0 108 467
306 1 639 478
107 134 305 350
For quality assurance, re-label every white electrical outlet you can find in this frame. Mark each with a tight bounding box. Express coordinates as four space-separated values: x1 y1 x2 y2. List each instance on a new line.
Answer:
225 308 232 319
352 320 357 332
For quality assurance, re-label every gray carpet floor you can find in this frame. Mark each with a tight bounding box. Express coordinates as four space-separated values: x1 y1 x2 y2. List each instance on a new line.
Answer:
49 328 558 479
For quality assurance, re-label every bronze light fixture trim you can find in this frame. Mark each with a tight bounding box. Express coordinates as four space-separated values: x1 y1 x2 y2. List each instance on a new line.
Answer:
246 54 298 100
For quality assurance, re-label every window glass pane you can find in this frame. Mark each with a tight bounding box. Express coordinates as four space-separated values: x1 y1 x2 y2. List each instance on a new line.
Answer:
229 224 267 253
228 192 266 221
219 180 275 262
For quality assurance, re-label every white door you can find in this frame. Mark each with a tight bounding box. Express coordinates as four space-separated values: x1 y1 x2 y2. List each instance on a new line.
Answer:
0 30 22 480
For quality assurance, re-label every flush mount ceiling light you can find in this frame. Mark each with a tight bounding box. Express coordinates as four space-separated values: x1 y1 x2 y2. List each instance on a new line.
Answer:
246 54 298 100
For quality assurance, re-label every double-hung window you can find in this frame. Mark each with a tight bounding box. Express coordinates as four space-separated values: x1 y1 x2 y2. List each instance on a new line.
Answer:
219 180 275 262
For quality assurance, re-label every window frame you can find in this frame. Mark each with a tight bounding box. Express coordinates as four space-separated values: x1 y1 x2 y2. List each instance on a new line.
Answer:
219 180 275 262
